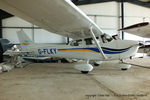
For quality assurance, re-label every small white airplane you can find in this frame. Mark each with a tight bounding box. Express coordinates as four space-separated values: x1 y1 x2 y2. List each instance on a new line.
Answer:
119 22 150 57
0 0 146 74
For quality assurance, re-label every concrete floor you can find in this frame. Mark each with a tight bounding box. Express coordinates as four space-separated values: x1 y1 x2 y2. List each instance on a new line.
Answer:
0 58 150 100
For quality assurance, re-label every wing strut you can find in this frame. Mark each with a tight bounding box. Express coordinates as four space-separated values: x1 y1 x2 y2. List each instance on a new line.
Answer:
90 26 107 59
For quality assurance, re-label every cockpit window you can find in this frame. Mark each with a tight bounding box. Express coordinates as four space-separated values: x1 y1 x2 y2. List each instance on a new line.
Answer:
84 37 99 45
70 34 113 46
101 34 113 43
70 39 82 46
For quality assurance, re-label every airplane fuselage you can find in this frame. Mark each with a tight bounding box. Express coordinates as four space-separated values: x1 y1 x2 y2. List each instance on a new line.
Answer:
24 39 139 61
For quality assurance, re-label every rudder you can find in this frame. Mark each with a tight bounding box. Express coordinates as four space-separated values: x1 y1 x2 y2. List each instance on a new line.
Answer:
17 30 34 50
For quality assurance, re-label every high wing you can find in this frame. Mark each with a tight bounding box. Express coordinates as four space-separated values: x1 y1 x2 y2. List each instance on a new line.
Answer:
0 0 104 39
119 22 150 38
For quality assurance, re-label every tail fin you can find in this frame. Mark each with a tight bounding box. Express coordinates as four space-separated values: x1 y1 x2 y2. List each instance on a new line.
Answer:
17 30 34 50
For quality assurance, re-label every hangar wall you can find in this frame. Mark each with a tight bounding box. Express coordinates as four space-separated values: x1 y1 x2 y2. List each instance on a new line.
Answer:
78 2 150 40
2 17 66 43
2 1 150 43
79 2 120 36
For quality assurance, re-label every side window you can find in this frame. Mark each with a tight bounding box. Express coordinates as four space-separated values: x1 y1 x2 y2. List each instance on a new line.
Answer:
70 41 78 46
101 35 107 43
70 39 82 46
84 38 93 45
84 37 99 45
76 40 82 46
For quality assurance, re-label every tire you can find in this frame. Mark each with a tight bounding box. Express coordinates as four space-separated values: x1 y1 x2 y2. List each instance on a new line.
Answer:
121 68 128 71
94 63 99 66
0 43 3 63
81 71 89 74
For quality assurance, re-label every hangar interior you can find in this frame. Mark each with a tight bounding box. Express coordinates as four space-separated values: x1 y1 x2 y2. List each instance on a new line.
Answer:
1 0 150 100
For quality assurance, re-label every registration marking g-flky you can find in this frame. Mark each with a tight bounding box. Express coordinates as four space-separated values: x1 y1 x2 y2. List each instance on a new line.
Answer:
38 48 57 55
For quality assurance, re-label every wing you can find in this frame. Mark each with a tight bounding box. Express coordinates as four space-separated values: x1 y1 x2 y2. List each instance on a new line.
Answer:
119 22 150 38
0 0 104 39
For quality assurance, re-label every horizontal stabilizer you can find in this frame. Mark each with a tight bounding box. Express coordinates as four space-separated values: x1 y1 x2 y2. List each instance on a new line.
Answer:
119 22 150 38
21 56 51 60
139 44 150 49
3 50 32 56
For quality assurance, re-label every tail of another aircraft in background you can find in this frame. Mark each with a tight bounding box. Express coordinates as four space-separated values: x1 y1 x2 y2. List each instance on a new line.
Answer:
17 30 34 50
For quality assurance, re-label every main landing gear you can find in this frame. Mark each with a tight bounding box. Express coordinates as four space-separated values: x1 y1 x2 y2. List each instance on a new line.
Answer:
94 63 99 66
74 60 93 74
93 61 102 67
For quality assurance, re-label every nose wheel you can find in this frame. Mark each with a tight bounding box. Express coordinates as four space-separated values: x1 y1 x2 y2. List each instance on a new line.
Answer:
121 68 128 71
118 60 131 71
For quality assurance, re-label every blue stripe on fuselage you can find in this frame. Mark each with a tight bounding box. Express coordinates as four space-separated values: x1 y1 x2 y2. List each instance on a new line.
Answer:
58 47 131 54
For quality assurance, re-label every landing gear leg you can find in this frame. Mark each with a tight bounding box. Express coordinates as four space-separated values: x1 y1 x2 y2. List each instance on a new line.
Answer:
120 59 124 63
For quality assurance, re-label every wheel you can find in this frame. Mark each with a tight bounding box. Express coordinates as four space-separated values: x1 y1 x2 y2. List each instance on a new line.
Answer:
94 63 99 66
121 68 128 71
81 71 89 74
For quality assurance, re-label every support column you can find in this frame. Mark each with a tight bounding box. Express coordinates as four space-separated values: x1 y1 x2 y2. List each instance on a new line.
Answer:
31 24 35 42
121 0 124 40
0 11 3 63
0 15 2 38
94 15 97 24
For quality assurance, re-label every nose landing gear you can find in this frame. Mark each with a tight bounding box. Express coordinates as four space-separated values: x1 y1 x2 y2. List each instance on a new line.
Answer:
118 60 131 71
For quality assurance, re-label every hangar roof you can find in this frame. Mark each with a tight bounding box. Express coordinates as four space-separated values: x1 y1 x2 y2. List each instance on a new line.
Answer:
72 0 150 8
0 9 13 19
